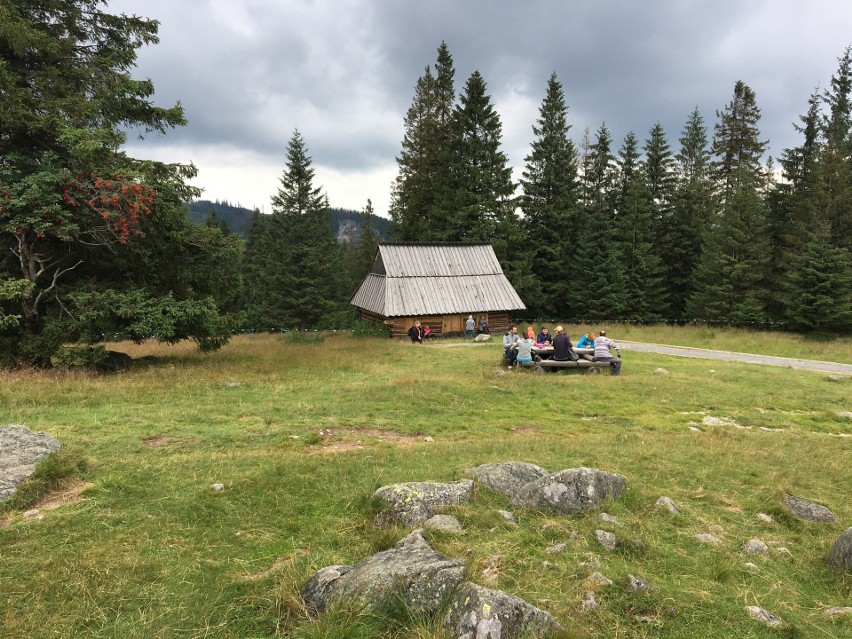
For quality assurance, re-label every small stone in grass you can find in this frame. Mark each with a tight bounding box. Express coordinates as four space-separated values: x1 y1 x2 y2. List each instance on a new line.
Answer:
210 483 225 492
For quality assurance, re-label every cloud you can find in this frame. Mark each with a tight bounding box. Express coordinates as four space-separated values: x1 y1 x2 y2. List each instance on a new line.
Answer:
111 0 852 216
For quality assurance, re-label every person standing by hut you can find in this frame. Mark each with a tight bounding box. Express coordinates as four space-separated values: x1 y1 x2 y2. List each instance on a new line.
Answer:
408 321 423 343
465 315 475 339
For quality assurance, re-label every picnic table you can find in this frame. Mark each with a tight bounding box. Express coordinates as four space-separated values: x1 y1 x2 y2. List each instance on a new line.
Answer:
524 345 614 372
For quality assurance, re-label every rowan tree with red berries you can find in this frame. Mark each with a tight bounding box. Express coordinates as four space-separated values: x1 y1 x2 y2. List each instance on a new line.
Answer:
0 1 238 366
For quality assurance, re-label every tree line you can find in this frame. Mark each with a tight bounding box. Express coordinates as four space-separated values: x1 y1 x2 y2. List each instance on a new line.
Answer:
1 3 849 368
389 42 852 333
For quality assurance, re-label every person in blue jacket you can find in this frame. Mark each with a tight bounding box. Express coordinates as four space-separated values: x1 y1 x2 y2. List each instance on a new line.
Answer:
576 332 595 349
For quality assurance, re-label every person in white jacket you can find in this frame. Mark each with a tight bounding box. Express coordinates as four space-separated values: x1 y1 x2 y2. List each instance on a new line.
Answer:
594 330 622 375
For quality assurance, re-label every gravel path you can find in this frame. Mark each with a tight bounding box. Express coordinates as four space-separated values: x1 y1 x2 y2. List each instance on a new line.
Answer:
620 341 852 375
431 338 852 375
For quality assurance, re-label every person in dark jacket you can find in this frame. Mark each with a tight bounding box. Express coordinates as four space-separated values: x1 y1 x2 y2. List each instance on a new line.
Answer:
551 326 574 360
408 321 422 343
536 326 553 345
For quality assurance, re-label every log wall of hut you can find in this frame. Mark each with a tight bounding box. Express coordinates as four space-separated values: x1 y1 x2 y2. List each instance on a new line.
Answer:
357 310 514 339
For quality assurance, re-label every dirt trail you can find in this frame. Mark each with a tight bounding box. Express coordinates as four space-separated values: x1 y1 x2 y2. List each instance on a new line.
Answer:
619 341 852 375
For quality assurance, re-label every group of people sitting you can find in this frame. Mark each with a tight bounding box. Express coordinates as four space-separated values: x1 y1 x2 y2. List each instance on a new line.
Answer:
502 325 622 374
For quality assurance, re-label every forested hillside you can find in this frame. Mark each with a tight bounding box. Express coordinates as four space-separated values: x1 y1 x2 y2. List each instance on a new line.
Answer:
185 200 391 242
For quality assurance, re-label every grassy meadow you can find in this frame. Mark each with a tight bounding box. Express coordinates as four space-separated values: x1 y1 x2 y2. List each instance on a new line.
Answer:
1 329 850 638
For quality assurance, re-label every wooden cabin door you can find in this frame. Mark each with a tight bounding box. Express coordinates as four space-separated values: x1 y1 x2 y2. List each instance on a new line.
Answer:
442 314 464 335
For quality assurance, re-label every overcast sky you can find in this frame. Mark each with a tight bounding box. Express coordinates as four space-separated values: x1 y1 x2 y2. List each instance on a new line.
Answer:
110 0 852 218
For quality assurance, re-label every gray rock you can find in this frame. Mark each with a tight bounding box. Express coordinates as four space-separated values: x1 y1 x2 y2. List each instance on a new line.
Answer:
443 582 561 639
467 462 549 500
655 496 680 514
474 333 492 342
625 574 652 593
423 514 462 533
746 606 783 628
596 512 620 525
695 533 722 545
824 606 852 619
588 572 613 586
580 590 600 612
743 539 769 555
301 565 352 614
497 510 517 523
827 527 852 572
826 375 847 383
210 483 224 491
545 542 566 555
0 425 62 502
510 467 627 515
595 529 617 552
653 367 669 375
756 513 775 524
373 480 473 526
708 524 726 535
782 494 837 522
301 530 465 616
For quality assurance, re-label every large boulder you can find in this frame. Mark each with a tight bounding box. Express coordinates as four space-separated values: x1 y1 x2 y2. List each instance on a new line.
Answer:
466 462 550 500
443 582 561 639
0 425 62 502
301 530 466 616
510 467 627 515
373 480 473 526
781 494 837 522
827 527 852 572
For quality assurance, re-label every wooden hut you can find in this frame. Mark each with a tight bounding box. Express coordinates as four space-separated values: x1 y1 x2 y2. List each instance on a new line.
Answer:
350 243 526 338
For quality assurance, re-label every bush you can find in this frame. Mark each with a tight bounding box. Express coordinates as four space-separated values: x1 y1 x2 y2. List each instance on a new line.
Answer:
53 343 110 369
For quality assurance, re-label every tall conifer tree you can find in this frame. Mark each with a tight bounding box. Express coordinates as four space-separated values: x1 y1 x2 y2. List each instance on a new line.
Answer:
520 73 580 318
442 70 515 242
667 108 715 318
690 83 771 322
266 130 345 330
389 43 455 241
571 124 624 319
616 133 666 320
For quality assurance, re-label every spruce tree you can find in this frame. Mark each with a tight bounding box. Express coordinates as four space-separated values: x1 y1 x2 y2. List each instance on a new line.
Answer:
267 130 345 330
389 42 455 241
242 210 275 329
785 225 852 332
442 70 515 243
346 199 380 291
818 46 852 251
616 133 666 320
667 108 715 319
571 124 624 319
520 72 580 318
768 91 822 320
690 83 771 323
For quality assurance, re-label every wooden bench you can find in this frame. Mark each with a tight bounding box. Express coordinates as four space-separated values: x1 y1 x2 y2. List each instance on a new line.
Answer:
535 359 612 370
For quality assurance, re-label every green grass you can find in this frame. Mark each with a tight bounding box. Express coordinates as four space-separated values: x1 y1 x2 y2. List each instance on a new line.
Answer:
0 330 850 638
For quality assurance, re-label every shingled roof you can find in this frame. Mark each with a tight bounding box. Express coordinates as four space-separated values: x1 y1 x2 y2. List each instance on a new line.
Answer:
350 243 526 317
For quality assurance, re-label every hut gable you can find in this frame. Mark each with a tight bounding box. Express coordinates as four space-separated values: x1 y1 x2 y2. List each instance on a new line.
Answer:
351 243 525 318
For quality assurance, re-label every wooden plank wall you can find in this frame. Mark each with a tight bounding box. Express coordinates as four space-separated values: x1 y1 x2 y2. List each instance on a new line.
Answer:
358 309 516 340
